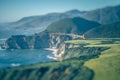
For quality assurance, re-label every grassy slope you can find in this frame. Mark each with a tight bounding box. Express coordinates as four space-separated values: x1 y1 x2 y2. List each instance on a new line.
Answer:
0 59 93 80
84 39 120 80
0 38 120 80
85 21 120 38
66 39 120 80
46 17 100 34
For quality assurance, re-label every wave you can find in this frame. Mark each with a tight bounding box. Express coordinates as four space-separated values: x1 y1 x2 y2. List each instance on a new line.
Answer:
45 48 59 60
11 63 21 67
44 48 58 54
47 55 58 60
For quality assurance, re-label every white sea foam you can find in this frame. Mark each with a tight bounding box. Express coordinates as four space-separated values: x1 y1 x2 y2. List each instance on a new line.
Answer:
44 48 58 60
11 63 21 67
47 55 58 60
44 48 58 54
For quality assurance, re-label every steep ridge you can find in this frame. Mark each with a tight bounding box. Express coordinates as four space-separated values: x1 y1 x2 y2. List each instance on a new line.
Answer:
46 17 100 34
1 32 75 49
1 5 120 39
85 21 120 38
81 5 120 24
1 16 100 49
0 10 85 39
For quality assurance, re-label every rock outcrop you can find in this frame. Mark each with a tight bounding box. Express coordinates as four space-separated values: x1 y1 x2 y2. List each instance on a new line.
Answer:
1 32 76 49
56 42 109 61
1 31 50 49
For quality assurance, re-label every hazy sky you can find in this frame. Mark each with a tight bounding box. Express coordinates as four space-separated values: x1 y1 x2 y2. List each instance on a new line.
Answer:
0 0 120 22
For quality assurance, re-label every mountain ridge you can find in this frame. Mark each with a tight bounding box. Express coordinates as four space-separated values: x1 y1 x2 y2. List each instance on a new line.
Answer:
0 4 120 39
81 5 120 24
46 17 101 34
85 21 120 38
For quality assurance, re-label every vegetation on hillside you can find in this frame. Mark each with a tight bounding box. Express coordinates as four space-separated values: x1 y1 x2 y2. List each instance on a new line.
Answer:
81 5 120 24
84 39 120 80
0 38 120 80
85 21 120 38
46 17 100 34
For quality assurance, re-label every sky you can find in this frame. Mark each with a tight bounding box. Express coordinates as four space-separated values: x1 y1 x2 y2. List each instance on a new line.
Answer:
0 0 120 22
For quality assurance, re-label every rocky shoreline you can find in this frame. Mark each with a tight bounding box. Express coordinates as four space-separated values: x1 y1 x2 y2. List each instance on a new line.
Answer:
44 48 58 60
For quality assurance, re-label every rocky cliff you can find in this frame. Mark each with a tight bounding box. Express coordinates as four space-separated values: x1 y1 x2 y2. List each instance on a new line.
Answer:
1 32 75 49
56 41 109 61
1 31 49 49
0 39 111 80
2 31 91 61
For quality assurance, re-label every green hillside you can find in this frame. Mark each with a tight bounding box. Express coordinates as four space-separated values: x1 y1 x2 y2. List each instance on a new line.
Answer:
46 17 100 34
84 40 120 80
85 21 120 38
65 38 120 80
0 38 120 80
81 5 120 24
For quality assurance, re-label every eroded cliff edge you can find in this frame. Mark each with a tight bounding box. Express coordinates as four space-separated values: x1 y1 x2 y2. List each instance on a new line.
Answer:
0 38 111 80
1 31 75 49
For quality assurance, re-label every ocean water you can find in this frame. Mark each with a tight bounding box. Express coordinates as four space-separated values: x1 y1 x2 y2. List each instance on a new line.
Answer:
0 49 55 68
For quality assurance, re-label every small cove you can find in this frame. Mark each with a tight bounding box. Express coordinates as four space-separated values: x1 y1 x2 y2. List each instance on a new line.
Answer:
0 49 56 68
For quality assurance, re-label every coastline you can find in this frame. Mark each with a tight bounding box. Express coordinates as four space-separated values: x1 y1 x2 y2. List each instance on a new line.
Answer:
44 48 60 60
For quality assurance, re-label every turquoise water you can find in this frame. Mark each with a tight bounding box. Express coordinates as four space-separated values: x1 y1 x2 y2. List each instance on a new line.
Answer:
0 49 55 68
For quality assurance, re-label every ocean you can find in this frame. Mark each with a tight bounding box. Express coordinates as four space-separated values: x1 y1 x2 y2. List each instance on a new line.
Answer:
0 49 55 68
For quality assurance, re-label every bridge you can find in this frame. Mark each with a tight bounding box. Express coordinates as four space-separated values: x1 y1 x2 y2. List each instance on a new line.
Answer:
50 33 85 39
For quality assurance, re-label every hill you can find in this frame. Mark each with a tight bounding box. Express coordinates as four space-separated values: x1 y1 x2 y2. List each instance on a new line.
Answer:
0 38 120 80
46 17 100 34
0 10 85 39
85 21 120 38
81 5 120 24
0 5 120 39
84 39 120 80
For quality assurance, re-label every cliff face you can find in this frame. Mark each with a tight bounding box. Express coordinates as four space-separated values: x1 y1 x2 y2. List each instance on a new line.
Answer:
56 43 109 61
1 33 74 49
0 40 110 80
56 43 76 59
2 34 50 49
2 32 108 62
49 34 73 48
